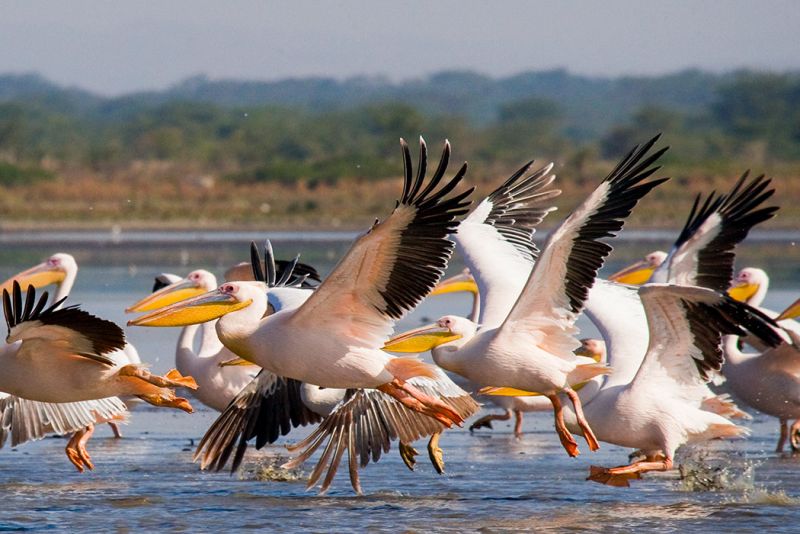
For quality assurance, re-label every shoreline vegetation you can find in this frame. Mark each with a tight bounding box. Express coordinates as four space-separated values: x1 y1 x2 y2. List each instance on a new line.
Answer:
1 69 799 229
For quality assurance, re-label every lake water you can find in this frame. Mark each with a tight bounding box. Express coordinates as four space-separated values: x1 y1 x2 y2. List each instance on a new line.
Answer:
0 232 798 531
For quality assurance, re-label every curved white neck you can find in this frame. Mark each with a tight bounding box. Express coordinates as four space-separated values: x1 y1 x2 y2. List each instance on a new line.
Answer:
470 291 481 323
53 269 77 306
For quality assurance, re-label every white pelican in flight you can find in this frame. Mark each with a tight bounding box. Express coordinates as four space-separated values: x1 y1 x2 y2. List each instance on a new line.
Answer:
385 135 669 457
580 283 782 486
0 282 198 471
130 138 480 493
1 252 145 438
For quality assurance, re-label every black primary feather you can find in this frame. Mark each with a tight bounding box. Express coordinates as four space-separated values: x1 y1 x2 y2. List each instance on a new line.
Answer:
563 134 670 314
375 137 474 320
482 160 561 263
670 171 777 291
4 281 124 365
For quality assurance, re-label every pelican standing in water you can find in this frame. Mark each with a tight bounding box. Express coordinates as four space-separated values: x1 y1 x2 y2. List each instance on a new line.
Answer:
130 138 480 493
385 136 669 457
0 282 197 471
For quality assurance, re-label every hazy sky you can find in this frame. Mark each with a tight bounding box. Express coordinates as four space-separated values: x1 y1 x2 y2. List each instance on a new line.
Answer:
2 1 798 95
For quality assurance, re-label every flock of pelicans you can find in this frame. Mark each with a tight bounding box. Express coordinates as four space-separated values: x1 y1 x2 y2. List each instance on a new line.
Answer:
1 134 800 494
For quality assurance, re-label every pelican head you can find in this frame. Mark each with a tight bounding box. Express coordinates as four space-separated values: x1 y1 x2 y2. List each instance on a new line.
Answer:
608 250 667 285
383 315 474 354
429 269 478 296
128 281 264 327
0 252 76 294
126 269 218 313
574 338 606 363
728 267 768 305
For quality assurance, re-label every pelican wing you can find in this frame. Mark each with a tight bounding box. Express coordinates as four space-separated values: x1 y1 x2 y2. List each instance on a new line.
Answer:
584 279 650 388
457 161 560 327
284 372 479 494
289 138 473 346
0 394 128 448
654 172 777 290
632 284 783 398
193 370 322 472
500 136 668 353
4 282 125 366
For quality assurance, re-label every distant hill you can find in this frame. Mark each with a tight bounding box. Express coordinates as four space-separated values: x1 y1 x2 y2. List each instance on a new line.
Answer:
0 68 734 138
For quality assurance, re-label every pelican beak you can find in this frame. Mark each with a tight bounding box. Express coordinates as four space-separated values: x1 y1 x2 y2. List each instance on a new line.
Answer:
128 289 253 327
0 262 66 293
126 279 208 313
608 260 653 285
219 357 257 367
383 324 462 353
727 282 759 303
429 273 478 296
479 386 541 397
778 298 800 321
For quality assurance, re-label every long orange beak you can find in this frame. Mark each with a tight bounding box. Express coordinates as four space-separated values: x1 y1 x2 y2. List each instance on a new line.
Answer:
126 279 207 313
383 323 462 353
128 289 252 327
0 262 66 294
429 272 478 296
778 298 800 321
608 260 653 285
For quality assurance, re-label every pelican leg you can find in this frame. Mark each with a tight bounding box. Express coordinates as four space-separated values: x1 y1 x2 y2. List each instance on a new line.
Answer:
546 394 579 457
118 365 197 390
398 441 419 471
138 392 194 414
588 455 672 487
790 419 800 452
65 426 94 473
108 422 123 439
377 379 462 427
777 418 789 453
76 424 95 471
469 409 511 432
513 410 523 438
427 432 445 474
564 387 600 452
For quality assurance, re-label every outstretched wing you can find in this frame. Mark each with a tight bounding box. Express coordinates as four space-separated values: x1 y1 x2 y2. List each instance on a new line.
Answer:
631 284 783 400
289 138 473 347
500 136 669 354
4 282 126 366
0 394 128 448
456 161 560 327
193 370 322 472
653 172 777 290
283 372 479 494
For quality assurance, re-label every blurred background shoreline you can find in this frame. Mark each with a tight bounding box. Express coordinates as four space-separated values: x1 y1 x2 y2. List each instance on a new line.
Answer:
2 68 799 230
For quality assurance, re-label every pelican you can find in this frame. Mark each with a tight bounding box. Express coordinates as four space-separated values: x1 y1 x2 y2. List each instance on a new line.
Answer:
130 138 480 493
385 135 669 457
0 282 197 471
578 284 781 485
722 330 800 452
1 252 144 437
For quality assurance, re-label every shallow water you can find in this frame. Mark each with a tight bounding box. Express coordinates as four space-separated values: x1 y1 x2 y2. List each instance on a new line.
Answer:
0 234 799 531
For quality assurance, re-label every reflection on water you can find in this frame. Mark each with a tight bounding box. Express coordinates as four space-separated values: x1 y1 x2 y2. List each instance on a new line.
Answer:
0 232 798 530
